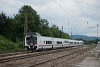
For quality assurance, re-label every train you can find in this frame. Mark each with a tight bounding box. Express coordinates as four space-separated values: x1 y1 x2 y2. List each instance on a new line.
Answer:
25 32 83 51
97 42 100 47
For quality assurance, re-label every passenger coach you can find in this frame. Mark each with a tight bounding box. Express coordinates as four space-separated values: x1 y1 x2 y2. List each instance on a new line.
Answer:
25 33 83 51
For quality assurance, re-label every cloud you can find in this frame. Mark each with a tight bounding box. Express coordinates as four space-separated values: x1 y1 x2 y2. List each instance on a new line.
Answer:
0 0 100 37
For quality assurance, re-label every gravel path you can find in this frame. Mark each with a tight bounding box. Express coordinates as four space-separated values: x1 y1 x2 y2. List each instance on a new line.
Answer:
0 46 92 67
75 46 100 67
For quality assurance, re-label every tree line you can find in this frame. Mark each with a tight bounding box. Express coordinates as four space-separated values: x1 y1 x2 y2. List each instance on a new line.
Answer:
0 5 71 43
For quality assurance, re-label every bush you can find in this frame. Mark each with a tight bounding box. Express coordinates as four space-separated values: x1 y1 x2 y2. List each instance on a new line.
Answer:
0 35 23 53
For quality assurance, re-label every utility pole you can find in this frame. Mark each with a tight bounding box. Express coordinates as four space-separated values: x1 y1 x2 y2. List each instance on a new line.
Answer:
69 28 72 39
62 26 63 38
24 8 28 36
71 31 72 39
97 24 99 39
24 8 28 49
88 24 99 40
94 32 95 40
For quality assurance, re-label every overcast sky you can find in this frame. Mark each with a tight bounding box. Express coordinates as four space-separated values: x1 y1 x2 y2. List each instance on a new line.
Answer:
0 0 100 37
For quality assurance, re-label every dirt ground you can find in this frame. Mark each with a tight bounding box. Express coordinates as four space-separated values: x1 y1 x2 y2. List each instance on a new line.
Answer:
75 46 100 67
0 46 100 67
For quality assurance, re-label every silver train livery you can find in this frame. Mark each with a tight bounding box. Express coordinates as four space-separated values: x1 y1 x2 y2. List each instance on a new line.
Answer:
25 33 83 51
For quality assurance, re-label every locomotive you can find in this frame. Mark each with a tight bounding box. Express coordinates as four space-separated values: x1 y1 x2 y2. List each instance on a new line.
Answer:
24 32 83 51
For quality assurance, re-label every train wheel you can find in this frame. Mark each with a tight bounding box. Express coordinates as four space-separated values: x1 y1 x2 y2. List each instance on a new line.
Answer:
42 47 43 49
34 46 37 50
25 46 29 50
62 45 63 48
52 45 53 49
30 46 34 52
27 47 29 50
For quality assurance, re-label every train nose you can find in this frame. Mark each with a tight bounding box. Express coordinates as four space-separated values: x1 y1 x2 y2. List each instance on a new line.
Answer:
30 43 33 46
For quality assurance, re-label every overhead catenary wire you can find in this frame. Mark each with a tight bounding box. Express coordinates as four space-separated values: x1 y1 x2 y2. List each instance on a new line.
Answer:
12 0 23 5
53 0 82 25
0 1 19 9
60 0 99 36
60 0 75 16
60 0 84 24
61 0 99 37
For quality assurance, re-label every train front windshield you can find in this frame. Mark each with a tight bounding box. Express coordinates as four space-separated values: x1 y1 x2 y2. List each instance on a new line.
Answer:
26 36 37 45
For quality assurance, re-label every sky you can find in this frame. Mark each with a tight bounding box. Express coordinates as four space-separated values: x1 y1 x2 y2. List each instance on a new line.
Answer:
0 0 100 37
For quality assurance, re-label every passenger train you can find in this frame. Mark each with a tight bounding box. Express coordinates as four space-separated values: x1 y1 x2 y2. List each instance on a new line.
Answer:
97 42 100 47
25 33 83 51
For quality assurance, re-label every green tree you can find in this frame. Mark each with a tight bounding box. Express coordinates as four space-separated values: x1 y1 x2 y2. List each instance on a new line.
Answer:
0 12 12 39
39 19 51 36
12 5 41 42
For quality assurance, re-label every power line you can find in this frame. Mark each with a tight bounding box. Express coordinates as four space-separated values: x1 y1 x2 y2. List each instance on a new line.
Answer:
60 0 84 23
12 0 23 5
0 1 19 9
60 0 100 29
53 0 82 25
53 0 70 16
60 0 74 16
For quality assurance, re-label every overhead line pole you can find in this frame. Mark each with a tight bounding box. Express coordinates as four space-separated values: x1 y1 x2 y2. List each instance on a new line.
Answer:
62 26 63 38
24 8 28 36
97 24 99 39
88 24 99 40
24 8 28 49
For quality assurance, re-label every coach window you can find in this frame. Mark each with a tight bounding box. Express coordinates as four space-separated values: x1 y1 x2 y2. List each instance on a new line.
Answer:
57 41 62 44
44 41 45 43
64 41 69 43
46 41 52 44
70 42 73 44
50 41 52 44
77 42 79 44
74 42 76 44
46 41 48 44
80 42 83 44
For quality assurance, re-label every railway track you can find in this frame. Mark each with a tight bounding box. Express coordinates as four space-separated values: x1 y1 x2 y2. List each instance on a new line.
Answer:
0 46 82 64
29 47 91 67
0 50 31 57
0 47 71 57
0 46 80 57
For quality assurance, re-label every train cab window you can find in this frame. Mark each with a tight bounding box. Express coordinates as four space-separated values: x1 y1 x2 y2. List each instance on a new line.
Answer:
33 37 37 44
26 36 37 45
26 37 29 40
57 41 62 44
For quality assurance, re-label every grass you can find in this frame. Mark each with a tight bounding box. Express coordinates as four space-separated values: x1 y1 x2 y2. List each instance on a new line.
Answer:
0 35 23 53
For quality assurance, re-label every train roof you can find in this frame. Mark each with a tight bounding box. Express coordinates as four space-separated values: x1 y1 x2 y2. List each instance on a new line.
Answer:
26 32 41 37
25 32 83 42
